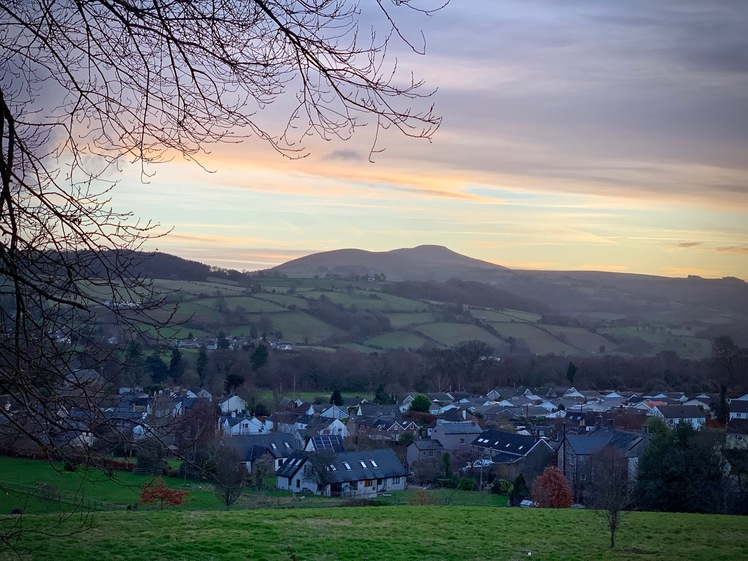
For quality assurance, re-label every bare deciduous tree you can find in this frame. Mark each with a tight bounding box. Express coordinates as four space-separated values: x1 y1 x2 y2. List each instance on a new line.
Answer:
1 0 443 543
590 446 632 549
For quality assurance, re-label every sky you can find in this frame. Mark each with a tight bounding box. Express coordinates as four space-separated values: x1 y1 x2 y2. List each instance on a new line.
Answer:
114 0 748 279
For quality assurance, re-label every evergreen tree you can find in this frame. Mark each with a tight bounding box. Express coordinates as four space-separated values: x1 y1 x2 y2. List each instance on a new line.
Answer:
169 347 184 384
196 344 209 387
509 473 531 506
330 388 344 406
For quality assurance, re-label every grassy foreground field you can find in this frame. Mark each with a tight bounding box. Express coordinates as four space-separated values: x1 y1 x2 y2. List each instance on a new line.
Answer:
2 507 748 561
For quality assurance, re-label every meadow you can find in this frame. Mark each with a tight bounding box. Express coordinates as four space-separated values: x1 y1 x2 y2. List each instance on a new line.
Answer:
2 505 748 560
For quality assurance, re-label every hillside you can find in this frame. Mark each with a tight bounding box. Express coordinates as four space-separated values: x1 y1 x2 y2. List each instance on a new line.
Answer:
47 246 747 355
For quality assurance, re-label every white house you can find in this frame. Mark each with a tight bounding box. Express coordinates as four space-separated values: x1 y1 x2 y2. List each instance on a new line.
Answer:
220 395 248 414
729 400 748 421
647 405 706 430
220 415 273 436
276 449 407 498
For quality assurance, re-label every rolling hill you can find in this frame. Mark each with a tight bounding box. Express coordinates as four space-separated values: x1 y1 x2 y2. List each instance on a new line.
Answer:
272 244 508 281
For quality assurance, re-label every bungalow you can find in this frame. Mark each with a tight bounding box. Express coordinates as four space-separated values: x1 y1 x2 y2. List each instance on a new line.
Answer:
276 449 408 498
647 405 706 430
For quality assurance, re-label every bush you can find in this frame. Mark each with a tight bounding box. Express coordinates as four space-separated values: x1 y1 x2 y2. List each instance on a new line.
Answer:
458 478 475 491
408 489 438 505
10 508 23 515
493 478 513 495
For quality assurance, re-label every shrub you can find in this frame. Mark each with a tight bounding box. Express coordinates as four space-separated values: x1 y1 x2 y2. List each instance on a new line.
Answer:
408 489 438 505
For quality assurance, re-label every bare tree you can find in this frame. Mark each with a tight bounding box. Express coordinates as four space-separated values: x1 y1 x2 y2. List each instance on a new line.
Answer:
590 446 632 549
213 444 246 510
1 0 444 543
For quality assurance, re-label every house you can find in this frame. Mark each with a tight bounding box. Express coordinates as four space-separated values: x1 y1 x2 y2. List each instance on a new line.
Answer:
406 439 445 466
304 434 346 453
186 388 213 401
647 405 706 430
320 405 349 421
220 414 273 436
220 395 248 415
221 433 297 472
276 449 408 498
559 428 649 503
470 429 554 481
729 400 748 421
430 420 483 450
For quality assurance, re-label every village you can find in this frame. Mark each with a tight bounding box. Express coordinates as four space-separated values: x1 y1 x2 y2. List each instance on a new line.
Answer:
3 370 746 508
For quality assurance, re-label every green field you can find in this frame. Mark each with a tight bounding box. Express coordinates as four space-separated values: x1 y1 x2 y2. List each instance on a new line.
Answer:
3 506 748 561
414 323 505 348
364 331 431 350
82 277 720 357
302 290 426 312
599 327 712 359
473 309 542 323
385 311 440 329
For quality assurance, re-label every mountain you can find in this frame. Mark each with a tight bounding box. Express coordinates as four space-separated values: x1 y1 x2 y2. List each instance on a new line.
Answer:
272 245 508 281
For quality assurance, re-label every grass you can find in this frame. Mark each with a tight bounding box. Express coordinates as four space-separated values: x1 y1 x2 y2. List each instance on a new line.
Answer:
3 507 748 560
364 331 430 350
414 322 505 348
384 311 441 329
489 322 578 355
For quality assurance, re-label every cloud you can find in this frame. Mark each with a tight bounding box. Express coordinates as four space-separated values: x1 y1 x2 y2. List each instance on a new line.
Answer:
325 149 365 161
677 242 701 248
716 245 748 255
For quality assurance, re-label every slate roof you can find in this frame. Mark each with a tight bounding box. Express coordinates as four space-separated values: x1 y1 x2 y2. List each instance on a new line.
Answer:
730 401 748 413
655 405 706 419
433 421 482 435
222 433 297 462
410 439 444 452
357 404 401 418
277 449 408 483
472 430 548 458
566 428 647 458
310 449 408 483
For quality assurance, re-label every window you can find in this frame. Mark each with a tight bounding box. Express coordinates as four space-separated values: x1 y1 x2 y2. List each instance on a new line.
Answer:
295 479 300 488
359 460 367 468
460 438 465 444
364 479 374 487
329 464 337 471
393 477 400 484
343 462 352 470
370 459 378 467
